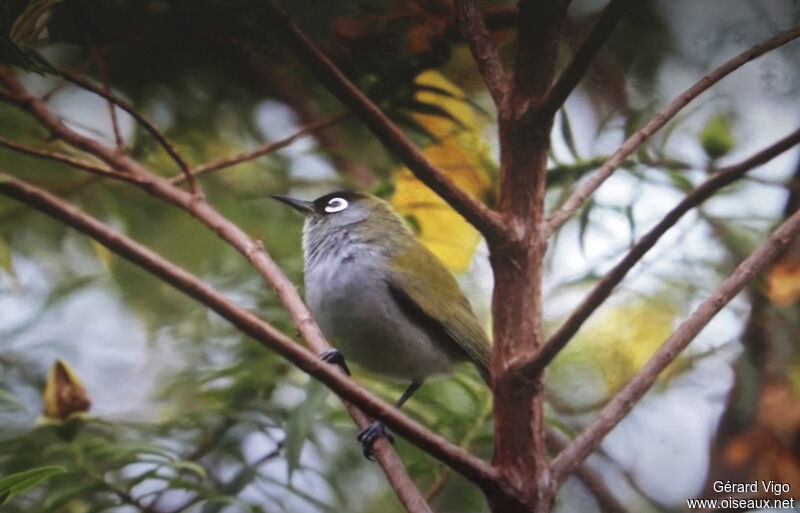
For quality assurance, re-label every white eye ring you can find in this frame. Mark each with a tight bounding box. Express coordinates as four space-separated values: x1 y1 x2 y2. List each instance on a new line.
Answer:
324 197 349 213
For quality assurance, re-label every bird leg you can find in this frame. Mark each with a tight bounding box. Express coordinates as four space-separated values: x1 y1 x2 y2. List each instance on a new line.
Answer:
320 349 350 375
358 379 423 460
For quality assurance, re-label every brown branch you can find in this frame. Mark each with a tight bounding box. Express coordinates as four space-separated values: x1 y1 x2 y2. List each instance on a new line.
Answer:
524 126 800 378
546 429 629 513
41 55 95 102
545 24 800 234
92 46 124 152
453 0 508 108
483 2 566 511
262 0 509 243
0 176 101 223
58 70 200 194
537 0 632 120
548 191 800 486
170 113 347 185
0 135 141 183
0 172 503 510
0 67 507 510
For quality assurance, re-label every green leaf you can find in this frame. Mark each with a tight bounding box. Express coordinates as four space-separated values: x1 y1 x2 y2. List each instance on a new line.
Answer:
624 204 636 247
0 465 65 506
285 379 328 479
0 387 23 411
0 39 56 74
41 480 101 511
200 495 257 513
667 169 694 192
578 199 595 258
0 235 13 275
403 214 421 235
170 460 207 479
559 108 581 160
699 114 734 160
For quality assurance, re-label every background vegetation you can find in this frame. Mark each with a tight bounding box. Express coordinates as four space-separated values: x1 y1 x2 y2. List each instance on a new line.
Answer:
0 1 799 512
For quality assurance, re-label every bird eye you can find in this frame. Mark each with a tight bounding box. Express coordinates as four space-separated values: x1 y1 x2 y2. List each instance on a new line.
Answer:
324 197 349 213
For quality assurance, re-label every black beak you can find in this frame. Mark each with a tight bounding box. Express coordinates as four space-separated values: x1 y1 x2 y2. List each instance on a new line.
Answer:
270 194 314 214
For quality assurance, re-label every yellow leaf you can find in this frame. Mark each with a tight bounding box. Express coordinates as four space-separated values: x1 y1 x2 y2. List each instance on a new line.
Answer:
90 240 112 269
392 70 493 272
547 299 681 408
766 260 800 306
42 360 91 420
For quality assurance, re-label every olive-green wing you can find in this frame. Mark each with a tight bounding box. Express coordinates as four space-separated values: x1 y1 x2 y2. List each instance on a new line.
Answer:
387 245 491 384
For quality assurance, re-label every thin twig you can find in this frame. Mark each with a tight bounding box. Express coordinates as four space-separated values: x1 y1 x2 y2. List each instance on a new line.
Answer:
545 24 800 234
170 113 347 184
0 135 140 183
262 0 509 243
453 0 508 108
549 194 800 486
0 173 502 505
537 0 632 120
58 70 200 194
524 125 800 378
42 55 95 101
0 175 102 223
546 429 629 513
92 46 125 152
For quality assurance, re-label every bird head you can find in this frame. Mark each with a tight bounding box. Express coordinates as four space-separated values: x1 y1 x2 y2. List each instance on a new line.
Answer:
271 191 406 252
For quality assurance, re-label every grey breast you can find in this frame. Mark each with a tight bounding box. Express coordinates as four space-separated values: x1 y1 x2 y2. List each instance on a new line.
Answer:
304 238 458 380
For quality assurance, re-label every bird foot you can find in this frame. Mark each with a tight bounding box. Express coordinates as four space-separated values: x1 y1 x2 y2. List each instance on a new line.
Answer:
356 421 394 461
320 349 350 375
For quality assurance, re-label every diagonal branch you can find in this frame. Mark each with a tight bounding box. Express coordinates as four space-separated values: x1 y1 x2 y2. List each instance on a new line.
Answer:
546 428 629 513
453 0 508 108
0 171 500 510
545 24 800 235
59 70 200 194
523 126 800 378
92 45 125 152
262 0 509 243
537 0 632 120
0 135 140 183
169 113 347 185
0 66 504 508
548 192 800 487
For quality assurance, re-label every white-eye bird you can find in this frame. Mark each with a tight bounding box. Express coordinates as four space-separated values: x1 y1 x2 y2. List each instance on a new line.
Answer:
272 191 490 458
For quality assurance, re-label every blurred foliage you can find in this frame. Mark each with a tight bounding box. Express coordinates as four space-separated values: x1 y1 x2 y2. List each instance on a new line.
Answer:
0 0 57 73
0 465 65 506
0 0 799 512
392 70 493 272
699 113 735 161
767 257 800 306
547 298 682 412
